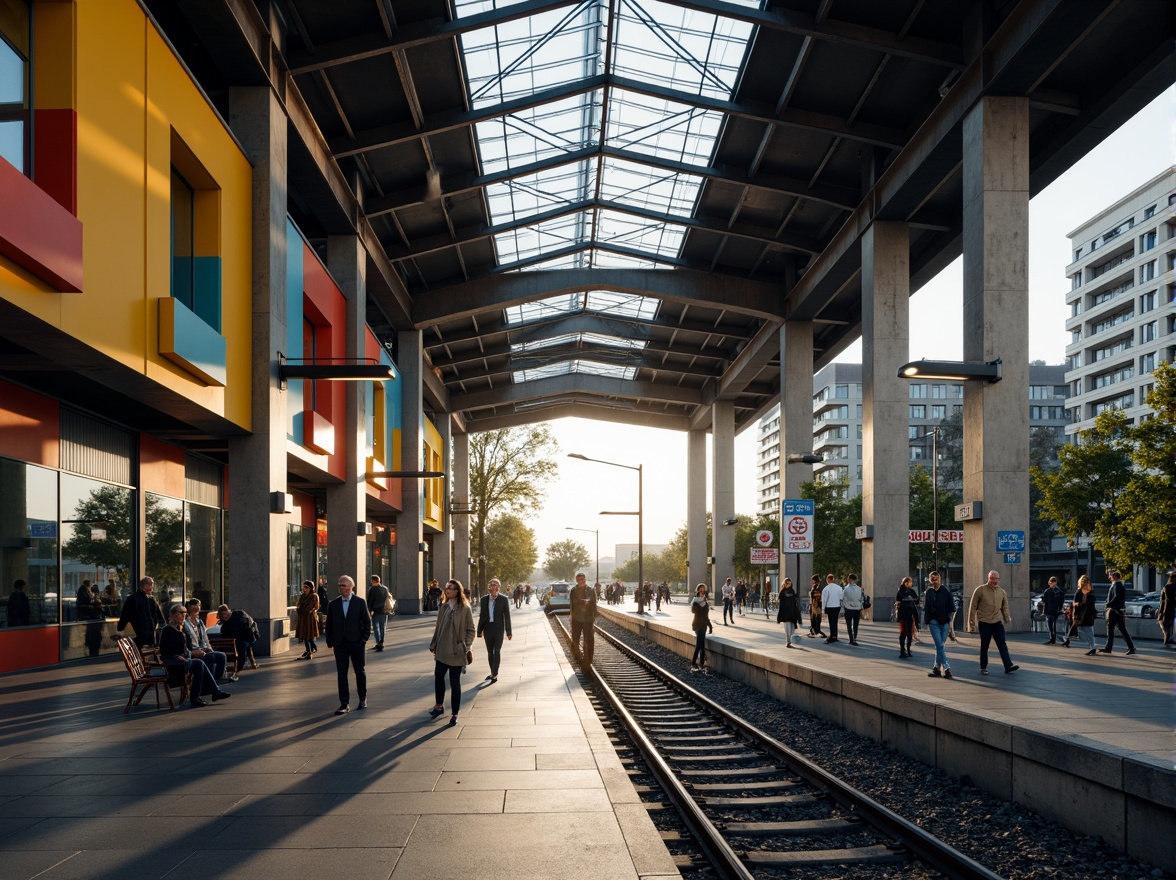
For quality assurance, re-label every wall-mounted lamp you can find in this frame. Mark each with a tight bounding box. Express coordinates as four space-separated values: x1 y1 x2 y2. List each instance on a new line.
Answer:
278 353 394 389
786 453 823 464
418 542 428 553
358 522 373 537
269 491 293 514
706 556 716 565
898 357 1002 383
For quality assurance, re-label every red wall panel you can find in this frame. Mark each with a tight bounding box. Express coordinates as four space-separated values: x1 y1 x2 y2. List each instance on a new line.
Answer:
0 380 59 466
0 627 60 673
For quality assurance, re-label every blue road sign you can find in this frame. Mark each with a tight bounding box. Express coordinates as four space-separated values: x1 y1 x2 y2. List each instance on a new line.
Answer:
996 530 1026 552
783 500 814 516
1003 552 1022 565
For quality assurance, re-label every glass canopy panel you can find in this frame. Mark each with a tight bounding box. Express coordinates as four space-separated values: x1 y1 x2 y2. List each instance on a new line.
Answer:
585 290 658 320
511 332 646 353
611 0 758 101
493 209 592 264
596 207 686 258
512 360 637 382
598 155 702 217
474 93 601 174
484 161 596 225
606 88 724 166
504 293 584 325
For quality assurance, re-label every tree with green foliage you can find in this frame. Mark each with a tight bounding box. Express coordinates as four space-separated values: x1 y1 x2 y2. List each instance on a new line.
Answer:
732 513 780 583
801 478 862 579
469 425 560 590
61 486 137 585
908 465 961 572
543 539 590 582
483 514 538 586
1028 425 1065 553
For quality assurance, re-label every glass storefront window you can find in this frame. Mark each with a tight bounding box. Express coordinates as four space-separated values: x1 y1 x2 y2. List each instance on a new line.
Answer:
186 502 222 613
1 459 58 627
145 492 184 610
0 3 30 174
286 523 314 608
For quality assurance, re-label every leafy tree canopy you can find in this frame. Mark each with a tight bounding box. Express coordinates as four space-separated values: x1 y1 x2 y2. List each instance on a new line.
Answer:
801 479 862 579
483 514 539 586
543 539 590 582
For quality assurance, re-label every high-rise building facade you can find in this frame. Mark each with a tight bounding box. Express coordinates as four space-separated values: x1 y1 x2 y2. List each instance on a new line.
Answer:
756 363 1069 514
1063 167 1175 437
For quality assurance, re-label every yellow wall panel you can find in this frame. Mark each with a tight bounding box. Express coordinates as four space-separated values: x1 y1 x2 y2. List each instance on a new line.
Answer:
33 1 76 109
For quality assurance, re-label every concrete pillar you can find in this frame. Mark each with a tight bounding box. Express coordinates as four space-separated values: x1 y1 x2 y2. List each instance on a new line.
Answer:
453 431 471 592
394 329 424 613
686 428 708 589
325 234 367 596
780 320 814 591
711 400 736 594
225 87 290 655
432 415 453 589
962 97 1031 630
861 221 911 615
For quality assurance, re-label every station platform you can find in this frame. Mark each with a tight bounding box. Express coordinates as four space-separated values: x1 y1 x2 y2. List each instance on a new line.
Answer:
0 603 678 880
598 599 1175 869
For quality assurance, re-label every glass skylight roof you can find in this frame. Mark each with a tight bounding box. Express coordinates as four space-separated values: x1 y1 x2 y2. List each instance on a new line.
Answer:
511 332 646 353
456 0 762 381
512 361 638 383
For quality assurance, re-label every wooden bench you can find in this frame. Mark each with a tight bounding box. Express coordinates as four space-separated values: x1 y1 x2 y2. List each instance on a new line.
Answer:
117 637 182 712
210 636 257 676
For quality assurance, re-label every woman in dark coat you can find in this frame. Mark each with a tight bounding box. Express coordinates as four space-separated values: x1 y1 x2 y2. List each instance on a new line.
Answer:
295 580 320 659
776 578 802 648
689 584 714 672
1157 573 1175 647
895 576 920 658
1073 574 1098 655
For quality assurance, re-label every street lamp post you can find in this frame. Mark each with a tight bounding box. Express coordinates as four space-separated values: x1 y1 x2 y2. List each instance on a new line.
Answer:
912 427 941 575
568 453 643 613
566 526 599 586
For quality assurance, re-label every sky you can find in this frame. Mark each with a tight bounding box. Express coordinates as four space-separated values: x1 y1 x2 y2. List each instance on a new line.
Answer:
526 86 1175 570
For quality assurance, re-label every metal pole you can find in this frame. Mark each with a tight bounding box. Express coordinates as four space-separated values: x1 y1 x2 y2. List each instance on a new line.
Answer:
595 529 599 587
931 426 939 575
638 464 644 614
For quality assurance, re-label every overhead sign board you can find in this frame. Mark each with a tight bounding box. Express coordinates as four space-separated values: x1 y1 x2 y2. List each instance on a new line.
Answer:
1003 552 1022 564
755 529 774 547
750 547 779 565
955 501 983 521
996 530 1026 552
855 525 874 540
908 530 964 543
782 499 814 553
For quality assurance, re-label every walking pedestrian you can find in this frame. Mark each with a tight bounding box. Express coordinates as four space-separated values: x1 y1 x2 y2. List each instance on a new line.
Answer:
368 575 392 652
1158 573 1176 647
735 579 747 616
1072 574 1098 655
477 578 512 683
721 577 736 625
569 572 598 664
895 576 919 658
689 585 714 673
428 579 475 726
1099 569 1136 655
822 574 843 643
841 574 863 645
295 580 320 659
966 570 1019 675
1041 576 1065 645
808 575 824 637
776 578 801 648
326 575 371 715
923 571 954 679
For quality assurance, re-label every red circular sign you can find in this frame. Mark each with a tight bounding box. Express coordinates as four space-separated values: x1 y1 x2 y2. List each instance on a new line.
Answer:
787 516 808 535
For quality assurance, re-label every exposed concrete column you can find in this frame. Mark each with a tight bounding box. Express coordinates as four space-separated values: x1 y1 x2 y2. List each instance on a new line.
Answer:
325 234 367 594
861 222 911 615
225 86 289 655
453 431 471 591
432 415 453 589
962 97 1031 630
394 329 424 614
686 428 708 589
711 400 736 595
780 320 814 591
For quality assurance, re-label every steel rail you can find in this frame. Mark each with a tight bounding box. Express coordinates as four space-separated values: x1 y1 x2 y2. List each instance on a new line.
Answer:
553 617 755 880
592 623 1006 880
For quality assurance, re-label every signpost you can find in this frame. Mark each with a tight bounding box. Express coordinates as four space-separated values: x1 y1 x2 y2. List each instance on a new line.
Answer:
996 530 1026 552
782 499 814 587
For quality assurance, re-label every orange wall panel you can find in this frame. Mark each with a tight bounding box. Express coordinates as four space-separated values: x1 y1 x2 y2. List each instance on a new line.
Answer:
139 435 185 498
0 380 60 466
0 627 60 673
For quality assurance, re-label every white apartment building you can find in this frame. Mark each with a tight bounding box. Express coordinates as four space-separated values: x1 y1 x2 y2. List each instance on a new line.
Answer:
1064 166 1176 436
756 363 1069 514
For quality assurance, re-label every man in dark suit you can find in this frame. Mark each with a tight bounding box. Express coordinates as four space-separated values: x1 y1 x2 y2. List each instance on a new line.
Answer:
325 575 371 714
1100 569 1136 655
477 577 512 683
116 576 164 647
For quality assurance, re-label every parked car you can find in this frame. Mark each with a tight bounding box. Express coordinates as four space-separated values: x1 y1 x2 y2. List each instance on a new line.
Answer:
1124 591 1161 619
544 580 571 613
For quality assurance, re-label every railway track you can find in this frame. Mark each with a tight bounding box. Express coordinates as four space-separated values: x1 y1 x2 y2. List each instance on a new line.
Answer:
554 615 1004 880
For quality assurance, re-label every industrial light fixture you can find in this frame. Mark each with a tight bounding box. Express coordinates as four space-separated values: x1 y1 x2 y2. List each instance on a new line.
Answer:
897 358 1002 383
278 353 394 389
722 518 739 526
786 453 823 464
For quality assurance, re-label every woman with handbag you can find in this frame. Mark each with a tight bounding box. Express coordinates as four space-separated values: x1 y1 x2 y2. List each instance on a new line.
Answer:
777 578 802 648
1072 575 1098 655
295 580 320 659
895 576 920 658
428 579 476 726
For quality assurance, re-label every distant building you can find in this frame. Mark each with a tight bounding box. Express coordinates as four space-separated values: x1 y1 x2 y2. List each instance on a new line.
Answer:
756 363 1069 513
1063 166 1175 438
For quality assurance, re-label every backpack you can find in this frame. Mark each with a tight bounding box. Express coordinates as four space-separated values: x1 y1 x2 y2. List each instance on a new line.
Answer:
862 593 872 611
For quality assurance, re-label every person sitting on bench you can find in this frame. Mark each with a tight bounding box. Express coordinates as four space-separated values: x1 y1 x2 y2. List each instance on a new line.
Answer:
216 604 260 670
160 604 231 708
183 598 231 683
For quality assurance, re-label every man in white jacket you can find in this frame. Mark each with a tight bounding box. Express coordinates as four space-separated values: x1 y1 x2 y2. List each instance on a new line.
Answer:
822 574 844 644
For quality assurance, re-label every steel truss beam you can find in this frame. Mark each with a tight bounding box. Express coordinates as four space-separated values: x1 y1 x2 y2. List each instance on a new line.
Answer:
450 372 707 411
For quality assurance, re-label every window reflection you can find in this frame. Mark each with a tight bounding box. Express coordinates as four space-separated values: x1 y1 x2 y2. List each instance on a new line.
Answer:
145 493 184 608
0 459 58 627
0 3 30 174
186 502 222 612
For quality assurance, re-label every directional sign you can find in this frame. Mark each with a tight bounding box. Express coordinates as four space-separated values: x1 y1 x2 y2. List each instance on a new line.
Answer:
755 529 774 547
1004 552 1022 565
750 547 779 565
909 530 964 543
996 530 1026 552
782 499 814 554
